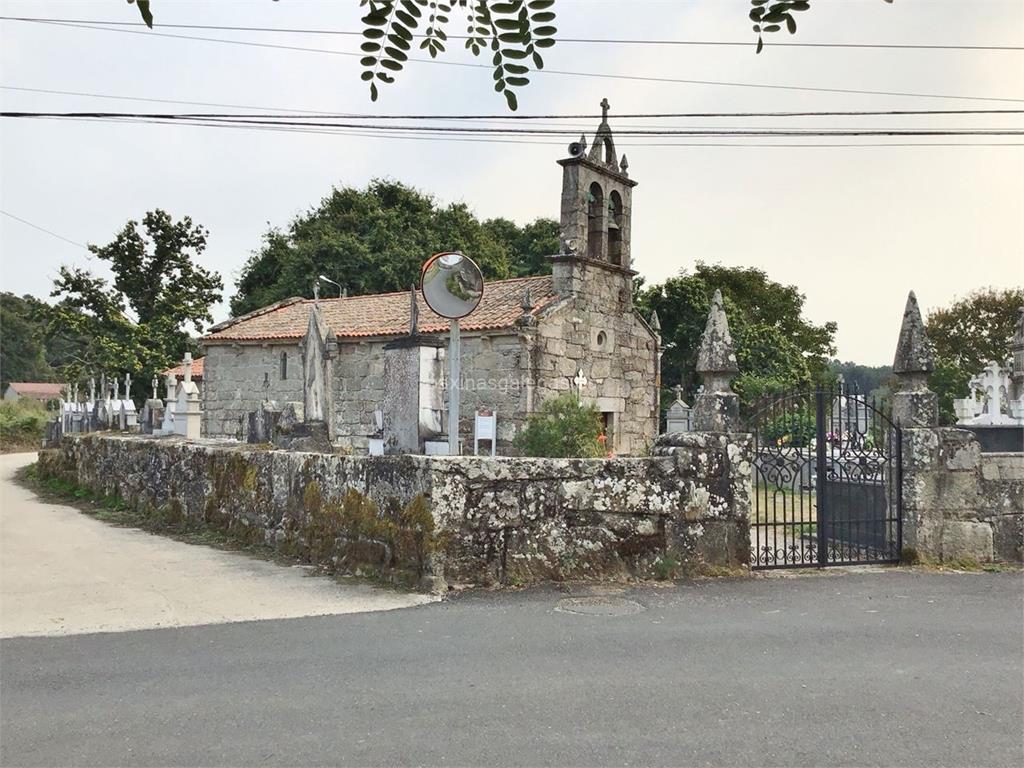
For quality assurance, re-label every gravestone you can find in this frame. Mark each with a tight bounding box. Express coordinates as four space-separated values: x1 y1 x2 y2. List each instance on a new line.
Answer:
664 385 692 433
173 353 202 439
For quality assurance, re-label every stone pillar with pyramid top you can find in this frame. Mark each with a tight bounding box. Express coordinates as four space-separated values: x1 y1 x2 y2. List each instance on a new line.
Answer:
891 291 937 428
692 290 741 432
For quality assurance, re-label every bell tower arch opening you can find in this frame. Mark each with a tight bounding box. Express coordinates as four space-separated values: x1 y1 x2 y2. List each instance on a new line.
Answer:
608 191 623 266
587 182 605 261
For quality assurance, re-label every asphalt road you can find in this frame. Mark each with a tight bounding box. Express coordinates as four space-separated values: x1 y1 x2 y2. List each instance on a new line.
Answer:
3 570 1022 767
0 452 432 638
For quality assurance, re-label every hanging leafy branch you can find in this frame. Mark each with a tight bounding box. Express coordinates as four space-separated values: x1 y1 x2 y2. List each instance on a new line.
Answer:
126 1 895 110
750 0 894 54
358 0 555 111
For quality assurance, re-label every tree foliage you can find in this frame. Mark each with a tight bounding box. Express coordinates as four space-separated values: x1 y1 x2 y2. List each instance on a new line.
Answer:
127 1 895 110
828 360 894 398
47 210 222 398
0 293 55 389
230 179 557 316
514 391 605 458
925 287 1023 425
638 263 837 408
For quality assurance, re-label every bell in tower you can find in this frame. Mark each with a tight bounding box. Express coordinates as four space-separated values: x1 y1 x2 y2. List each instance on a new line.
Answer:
557 98 637 270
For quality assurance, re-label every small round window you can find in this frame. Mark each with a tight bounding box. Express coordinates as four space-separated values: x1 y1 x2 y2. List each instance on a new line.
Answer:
596 331 607 347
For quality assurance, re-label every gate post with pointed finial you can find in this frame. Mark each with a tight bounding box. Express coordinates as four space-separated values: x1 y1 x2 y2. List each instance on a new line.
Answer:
891 290 937 427
692 290 741 432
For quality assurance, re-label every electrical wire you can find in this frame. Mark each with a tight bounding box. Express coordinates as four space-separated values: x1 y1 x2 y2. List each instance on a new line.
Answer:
0 209 88 249
1 16 1021 52
3 112 1022 138
7 19 1024 104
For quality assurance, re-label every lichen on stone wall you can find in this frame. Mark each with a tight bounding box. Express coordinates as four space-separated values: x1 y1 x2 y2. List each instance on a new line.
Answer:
39 433 755 588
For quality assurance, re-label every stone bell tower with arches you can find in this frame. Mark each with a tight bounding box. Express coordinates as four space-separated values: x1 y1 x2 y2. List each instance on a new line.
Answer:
553 98 638 301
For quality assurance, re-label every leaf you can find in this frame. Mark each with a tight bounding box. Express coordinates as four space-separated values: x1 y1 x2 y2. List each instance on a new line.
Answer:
370 82 379 101
360 71 375 81
503 89 518 111
362 28 386 39
527 0 555 8
361 42 382 52
763 23 781 32
360 56 378 66
531 12 555 22
756 35 764 53
384 46 409 61
506 76 529 86
533 25 557 36
494 78 506 91
380 59 404 71
395 10 418 27
129 0 154 28
534 38 555 48
786 14 797 33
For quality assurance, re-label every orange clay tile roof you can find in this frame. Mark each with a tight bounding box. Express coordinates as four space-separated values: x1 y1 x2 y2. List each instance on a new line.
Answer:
162 357 205 379
204 275 558 342
6 382 64 398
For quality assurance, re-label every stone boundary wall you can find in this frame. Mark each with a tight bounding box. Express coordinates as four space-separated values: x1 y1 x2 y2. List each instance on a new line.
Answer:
902 428 1023 563
37 432 752 588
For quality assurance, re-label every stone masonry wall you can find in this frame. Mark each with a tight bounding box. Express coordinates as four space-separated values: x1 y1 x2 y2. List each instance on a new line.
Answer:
38 431 752 587
201 342 304 439
538 260 660 456
902 427 1023 563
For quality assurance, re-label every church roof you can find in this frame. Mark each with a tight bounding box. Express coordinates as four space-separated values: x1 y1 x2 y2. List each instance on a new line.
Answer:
204 274 558 342
5 382 64 398
162 357 205 379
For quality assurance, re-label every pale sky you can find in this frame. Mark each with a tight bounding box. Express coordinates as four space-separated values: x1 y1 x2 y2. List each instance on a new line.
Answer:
1 0 1021 365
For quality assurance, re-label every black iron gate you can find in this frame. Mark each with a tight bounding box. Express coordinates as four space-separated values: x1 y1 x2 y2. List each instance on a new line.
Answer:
749 386 902 569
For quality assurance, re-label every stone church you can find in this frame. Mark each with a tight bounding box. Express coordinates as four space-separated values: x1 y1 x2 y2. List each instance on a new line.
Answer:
200 103 661 455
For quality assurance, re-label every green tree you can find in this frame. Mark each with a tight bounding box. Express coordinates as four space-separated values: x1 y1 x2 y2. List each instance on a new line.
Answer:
230 180 555 316
0 293 55 389
514 391 605 458
828 360 894 398
127 1 894 110
925 287 1023 425
48 210 223 398
482 217 559 277
638 263 837 408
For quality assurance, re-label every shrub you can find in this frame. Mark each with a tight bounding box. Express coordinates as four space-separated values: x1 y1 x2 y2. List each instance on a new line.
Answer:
0 399 49 451
514 392 605 458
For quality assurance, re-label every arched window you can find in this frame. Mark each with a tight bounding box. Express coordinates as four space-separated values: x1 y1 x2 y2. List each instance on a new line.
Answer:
604 138 615 165
587 182 604 261
608 191 624 266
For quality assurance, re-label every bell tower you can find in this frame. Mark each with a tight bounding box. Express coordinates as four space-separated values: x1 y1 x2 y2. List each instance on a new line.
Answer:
556 98 637 275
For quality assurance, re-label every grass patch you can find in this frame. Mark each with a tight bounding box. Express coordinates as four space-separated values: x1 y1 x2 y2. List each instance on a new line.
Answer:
0 399 50 453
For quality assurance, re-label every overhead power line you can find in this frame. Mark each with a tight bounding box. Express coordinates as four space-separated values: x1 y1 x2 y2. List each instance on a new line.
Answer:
4 88 1023 120
1 16 1021 52
23 114 1023 149
6 19 1023 104
0 209 88 249
4 111 1022 138
4 87 1022 121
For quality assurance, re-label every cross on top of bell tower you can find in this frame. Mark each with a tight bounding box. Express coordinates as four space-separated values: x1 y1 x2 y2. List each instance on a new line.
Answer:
600 98 610 120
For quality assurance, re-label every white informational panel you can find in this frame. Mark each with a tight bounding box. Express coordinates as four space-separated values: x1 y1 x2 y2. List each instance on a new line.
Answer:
474 410 497 456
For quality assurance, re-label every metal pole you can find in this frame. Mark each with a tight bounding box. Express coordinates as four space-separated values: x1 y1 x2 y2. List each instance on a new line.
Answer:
815 388 828 566
448 318 461 456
